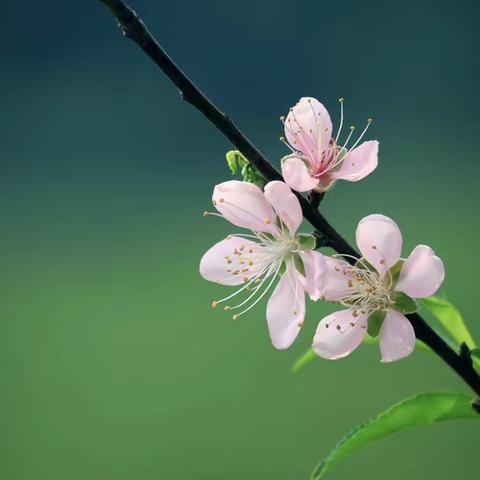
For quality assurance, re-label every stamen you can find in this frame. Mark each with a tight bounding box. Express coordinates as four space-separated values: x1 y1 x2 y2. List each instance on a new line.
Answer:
334 97 344 144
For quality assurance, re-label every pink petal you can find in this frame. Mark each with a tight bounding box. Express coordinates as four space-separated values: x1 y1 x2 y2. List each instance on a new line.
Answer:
281 155 319 193
213 181 277 233
300 250 326 301
321 257 357 301
395 245 445 298
264 181 302 233
356 214 402 277
284 97 332 163
379 309 415 362
266 260 305 350
331 140 379 182
199 236 266 286
312 309 368 360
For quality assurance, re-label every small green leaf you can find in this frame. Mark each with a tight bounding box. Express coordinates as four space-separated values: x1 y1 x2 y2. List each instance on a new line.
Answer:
225 150 265 187
294 255 306 277
392 291 418 314
367 311 386 338
225 150 240 174
388 259 404 286
311 392 479 480
297 234 316 251
419 296 476 350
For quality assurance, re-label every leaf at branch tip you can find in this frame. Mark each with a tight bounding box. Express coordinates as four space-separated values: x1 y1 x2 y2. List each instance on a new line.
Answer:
311 392 479 480
225 150 265 187
419 296 477 349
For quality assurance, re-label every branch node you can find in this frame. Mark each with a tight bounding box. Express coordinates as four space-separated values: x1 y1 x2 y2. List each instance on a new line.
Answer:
470 398 480 415
314 230 329 249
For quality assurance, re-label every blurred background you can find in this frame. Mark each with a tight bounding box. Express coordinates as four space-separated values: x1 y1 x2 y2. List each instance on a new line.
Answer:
0 0 479 478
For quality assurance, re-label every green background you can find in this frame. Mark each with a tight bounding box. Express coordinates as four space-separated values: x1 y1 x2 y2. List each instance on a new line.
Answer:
1 0 479 478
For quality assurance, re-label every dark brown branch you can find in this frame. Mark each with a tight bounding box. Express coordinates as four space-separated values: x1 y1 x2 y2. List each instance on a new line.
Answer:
99 0 480 397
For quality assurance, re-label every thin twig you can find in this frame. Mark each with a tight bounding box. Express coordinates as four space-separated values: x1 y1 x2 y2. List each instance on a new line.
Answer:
99 0 480 397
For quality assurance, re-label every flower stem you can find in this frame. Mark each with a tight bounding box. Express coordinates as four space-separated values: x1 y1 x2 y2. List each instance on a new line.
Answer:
99 0 480 397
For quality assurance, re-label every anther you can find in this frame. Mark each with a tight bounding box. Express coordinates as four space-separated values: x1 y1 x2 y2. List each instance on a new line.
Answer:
219 198 225 203
339 97 344 103
350 125 356 131
232 314 239 320
202 211 209 217
367 118 373 124
297 321 304 328
224 306 231 311
211 301 218 309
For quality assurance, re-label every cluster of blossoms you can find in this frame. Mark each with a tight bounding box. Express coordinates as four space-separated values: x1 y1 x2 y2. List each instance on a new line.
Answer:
200 97 445 362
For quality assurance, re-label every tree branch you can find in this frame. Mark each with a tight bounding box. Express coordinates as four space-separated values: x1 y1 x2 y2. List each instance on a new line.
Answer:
99 0 480 397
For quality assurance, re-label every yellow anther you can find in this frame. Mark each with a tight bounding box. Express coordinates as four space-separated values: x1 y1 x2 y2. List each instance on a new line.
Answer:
211 301 218 309
224 306 231 311
232 314 239 320
219 198 225 203
297 321 304 328
203 211 209 217
350 125 356 130
265 219 271 224
243 276 249 283
367 117 373 123
339 97 344 103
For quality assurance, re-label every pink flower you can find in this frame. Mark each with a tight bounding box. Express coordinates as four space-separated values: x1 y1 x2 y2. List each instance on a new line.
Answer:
280 97 379 192
200 180 325 349
312 214 445 362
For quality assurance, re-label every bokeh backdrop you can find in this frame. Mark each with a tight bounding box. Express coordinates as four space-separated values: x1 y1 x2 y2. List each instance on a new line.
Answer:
0 0 479 479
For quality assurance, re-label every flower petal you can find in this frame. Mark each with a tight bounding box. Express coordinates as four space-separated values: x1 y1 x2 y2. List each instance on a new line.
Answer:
199 236 266 286
266 260 305 350
281 155 319 193
284 97 332 163
379 309 415 362
331 140 379 182
321 257 357 301
300 250 326 301
213 180 276 233
356 214 402 277
312 309 368 360
264 181 302 233
395 245 445 298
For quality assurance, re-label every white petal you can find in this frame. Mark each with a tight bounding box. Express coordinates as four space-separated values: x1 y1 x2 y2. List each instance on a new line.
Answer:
396 245 445 298
264 181 302 233
266 261 305 350
199 236 266 285
300 250 326 301
379 309 415 363
312 309 367 360
356 214 402 277
213 180 277 233
281 155 319 193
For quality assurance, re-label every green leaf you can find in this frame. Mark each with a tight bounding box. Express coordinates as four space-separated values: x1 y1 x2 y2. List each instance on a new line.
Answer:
419 296 476 350
311 392 479 480
294 254 306 277
225 150 240 174
391 291 418 314
225 150 265 187
367 311 386 338
297 233 316 251
388 259 404 286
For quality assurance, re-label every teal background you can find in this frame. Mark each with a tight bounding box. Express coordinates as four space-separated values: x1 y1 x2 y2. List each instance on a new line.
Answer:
0 0 479 478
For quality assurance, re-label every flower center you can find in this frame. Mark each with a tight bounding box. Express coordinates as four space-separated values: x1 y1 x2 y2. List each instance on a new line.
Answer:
333 257 394 316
